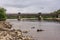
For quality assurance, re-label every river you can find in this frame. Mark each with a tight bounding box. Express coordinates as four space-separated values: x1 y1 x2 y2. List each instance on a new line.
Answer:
6 19 60 40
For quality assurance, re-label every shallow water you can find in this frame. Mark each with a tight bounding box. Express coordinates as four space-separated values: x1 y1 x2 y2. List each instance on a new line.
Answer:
6 19 60 40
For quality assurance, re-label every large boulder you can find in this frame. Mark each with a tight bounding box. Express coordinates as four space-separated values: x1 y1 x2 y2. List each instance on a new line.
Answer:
0 21 12 31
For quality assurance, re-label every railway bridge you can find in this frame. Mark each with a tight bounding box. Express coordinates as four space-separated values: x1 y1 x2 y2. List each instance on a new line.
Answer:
7 12 60 21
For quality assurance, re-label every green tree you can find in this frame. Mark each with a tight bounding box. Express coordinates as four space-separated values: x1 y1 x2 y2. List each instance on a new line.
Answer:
0 7 7 21
55 9 60 14
51 9 60 14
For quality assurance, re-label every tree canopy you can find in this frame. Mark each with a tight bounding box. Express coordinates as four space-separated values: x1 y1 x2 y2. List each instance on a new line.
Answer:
0 7 7 21
50 9 60 14
55 9 60 14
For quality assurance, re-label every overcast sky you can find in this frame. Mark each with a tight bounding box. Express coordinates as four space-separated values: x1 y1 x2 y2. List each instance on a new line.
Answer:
0 0 60 13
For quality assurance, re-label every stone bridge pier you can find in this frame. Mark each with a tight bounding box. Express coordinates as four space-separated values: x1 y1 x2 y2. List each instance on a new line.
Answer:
38 12 42 20
17 12 21 21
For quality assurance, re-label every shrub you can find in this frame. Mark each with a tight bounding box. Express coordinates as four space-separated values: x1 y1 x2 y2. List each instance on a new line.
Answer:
0 7 7 21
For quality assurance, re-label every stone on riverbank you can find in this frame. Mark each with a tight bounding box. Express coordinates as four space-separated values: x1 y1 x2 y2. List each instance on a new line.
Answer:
37 29 44 32
0 21 12 31
0 21 33 40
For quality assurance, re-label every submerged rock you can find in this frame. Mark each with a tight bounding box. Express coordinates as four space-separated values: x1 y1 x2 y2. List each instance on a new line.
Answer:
22 30 29 33
23 31 28 33
37 29 44 32
31 27 35 29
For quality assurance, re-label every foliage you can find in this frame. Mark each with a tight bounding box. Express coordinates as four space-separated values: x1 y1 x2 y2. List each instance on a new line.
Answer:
51 9 60 14
7 16 17 19
0 7 7 21
55 9 60 14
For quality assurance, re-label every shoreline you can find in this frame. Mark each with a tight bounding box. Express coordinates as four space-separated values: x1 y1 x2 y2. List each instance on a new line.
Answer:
44 18 60 20
0 21 33 40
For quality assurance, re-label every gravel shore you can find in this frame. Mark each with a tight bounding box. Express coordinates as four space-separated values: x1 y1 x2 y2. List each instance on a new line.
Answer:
0 21 33 40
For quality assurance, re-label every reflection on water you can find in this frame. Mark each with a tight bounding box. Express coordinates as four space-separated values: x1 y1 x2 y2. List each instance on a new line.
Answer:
6 19 60 40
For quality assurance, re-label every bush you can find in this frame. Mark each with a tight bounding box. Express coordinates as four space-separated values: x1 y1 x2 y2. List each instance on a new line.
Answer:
0 7 7 21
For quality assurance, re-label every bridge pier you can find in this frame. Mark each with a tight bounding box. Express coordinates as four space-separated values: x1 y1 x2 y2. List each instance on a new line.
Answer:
17 12 21 21
58 14 60 18
38 12 42 20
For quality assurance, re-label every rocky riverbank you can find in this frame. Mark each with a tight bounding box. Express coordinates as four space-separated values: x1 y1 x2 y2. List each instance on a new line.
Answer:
0 21 33 40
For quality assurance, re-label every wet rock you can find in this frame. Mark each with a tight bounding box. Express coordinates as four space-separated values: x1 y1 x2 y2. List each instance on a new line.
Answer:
37 29 44 32
0 21 12 31
3 22 12 29
0 30 33 40
31 27 35 29
23 30 29 33
0 21 33 40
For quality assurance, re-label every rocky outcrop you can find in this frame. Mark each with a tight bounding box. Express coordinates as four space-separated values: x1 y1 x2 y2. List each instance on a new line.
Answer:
0 21 33 40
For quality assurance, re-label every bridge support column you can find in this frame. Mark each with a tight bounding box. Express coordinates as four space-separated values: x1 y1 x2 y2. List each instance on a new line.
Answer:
38 12 42 20
17 12 21 21
58 14 60 18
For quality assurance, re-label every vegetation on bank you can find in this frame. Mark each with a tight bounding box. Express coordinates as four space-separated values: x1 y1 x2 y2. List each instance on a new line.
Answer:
7 16 17 19
0 7 7 21
43 9 60 19
7 15 38 19
51 9 60 14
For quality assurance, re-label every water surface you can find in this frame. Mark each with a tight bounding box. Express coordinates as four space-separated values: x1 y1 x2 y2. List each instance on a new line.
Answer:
6 19 60 40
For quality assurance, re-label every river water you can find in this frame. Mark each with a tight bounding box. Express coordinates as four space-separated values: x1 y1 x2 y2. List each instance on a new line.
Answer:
6 19 60 40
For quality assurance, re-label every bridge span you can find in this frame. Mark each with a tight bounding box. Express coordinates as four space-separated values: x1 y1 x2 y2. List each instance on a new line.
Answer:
7 12 59 21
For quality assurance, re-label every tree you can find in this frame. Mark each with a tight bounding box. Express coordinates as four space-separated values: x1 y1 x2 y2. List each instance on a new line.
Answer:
51 9 60 14
0 7 7 21
56 9 60 14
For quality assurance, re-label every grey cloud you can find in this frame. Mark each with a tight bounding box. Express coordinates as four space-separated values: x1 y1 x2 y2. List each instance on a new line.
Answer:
4 4 30 8
0 0 60 13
